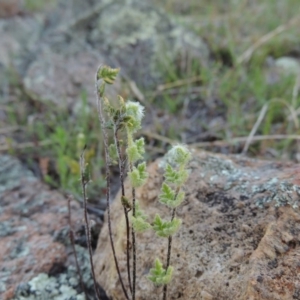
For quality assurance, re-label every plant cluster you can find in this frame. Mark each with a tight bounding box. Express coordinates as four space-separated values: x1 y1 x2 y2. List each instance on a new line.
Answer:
76 65 191 300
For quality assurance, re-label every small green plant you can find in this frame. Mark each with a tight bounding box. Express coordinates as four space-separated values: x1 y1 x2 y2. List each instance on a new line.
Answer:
150 144 191 299
77 65 191 300
24 0 57 11
3 82 105 199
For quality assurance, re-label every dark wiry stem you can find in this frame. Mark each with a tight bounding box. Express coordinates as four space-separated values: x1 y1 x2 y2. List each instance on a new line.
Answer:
129 163 137 300
163 186 180 300
114 125 132 294
96 77 129 300
68 197 87 298
80 150 101 300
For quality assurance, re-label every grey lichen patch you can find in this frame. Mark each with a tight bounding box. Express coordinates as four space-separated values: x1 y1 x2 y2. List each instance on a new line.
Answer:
0 221 17 237
0 155 36 197
198 155 253 194
88 0 209 88
14 273 84 300
201 155 244 178
94 7 160 48
9 239 30 259
13 190 55 216
13 245 91 300
0 269 11 293
254 179 300 209
194 154 300 209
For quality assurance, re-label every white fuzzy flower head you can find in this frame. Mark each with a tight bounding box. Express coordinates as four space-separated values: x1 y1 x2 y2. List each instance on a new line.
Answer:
166 144 191 166
125 101 145 133
125 101 144 122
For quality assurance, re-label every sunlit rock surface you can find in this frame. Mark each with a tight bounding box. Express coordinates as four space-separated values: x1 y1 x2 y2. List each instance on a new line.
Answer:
95 149 300 300
0 0 209 109
0 155 97 300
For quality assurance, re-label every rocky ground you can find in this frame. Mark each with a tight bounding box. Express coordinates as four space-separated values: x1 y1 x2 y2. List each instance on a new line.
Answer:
96 149 300 300
1 0 300 300
0 0 210 299
0 155 106 300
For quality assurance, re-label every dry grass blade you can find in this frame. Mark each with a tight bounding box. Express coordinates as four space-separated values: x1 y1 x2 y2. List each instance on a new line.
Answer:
237 15 300 65
191 134 300 148
243 98 299 154
128 80 152 111
156 76 202 92
0 140 52 152
141 131 176 145
0 126 19 134
242 103 269 154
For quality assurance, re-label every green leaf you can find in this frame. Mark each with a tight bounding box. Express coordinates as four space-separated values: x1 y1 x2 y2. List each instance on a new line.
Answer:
125 118 141 133
132 216 151 232
127 143 142 163
131 201 150 232
159 183 175 202
135 138 145 156
135 200 148 220
103 97 116 118
126 138 145 163
97 66 120 84
97 82 105 97
159 183 185 208
148 258 173 286
164 164 188 186
128 162 148 188
118 95 126 114
121 196 132 210
152 214 182 237
167 144 191 166
108 143 118 165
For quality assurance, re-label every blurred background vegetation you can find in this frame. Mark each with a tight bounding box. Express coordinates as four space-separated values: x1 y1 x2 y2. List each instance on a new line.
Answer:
1 0 300 199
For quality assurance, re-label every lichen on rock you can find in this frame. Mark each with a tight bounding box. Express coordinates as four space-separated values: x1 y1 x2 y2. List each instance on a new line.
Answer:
0 155 102 300
94 149 300 300
13 245 92 300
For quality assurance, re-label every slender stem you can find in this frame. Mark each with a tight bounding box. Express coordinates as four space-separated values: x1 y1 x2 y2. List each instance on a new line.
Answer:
163 206 177 300
96 79 129 300
130 163 137 300
68 197 87 298
80 152 101 300
114 126 132 294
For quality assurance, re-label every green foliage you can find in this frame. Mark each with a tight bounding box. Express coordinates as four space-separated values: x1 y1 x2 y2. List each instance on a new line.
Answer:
164 164 188 186
148 258 173 286
97 66 120 85
131 201 152 232
108 143 118 165
167 144 191 166
103 96 127 126
135 201 148 220
131 216 152 232
128 162 148 188
126 138 145 163
24 0 57 11
124 101 145 133
149 0 300 159
5 91 105 198
152 214 182 238
135 138 145 156
159 183 185 208
121 196 132 210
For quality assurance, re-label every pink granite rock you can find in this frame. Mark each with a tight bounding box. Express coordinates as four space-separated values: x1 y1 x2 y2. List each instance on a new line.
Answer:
0 155 91 300
94 149 300 300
